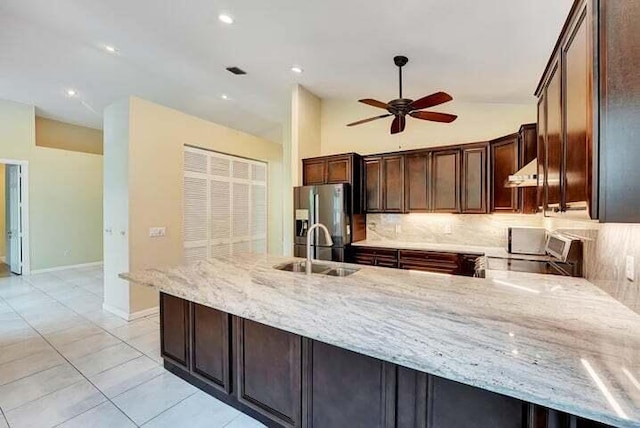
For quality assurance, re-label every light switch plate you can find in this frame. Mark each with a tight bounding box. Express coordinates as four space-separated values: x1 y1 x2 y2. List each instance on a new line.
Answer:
395 224 402 234
626 255 635 281
149 227 166 238
443 223 453 235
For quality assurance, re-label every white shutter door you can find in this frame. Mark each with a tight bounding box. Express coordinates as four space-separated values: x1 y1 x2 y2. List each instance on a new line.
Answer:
184 147 267 261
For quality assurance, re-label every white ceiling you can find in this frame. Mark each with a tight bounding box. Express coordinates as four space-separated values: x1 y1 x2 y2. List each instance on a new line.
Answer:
0 0 573 143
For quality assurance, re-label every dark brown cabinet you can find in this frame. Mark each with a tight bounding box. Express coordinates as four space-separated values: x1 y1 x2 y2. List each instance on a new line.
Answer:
405 152 430 212
519 124 538 214
461 144 488 214
490 134 520 213
347 246 398 268
160 293 190 368
365 155 405 213
429 377 525 428
236 319 302 427
535 0 640 222
431 149 461 213
305 341 395 428
161 296 613 428
191 303 231 392
348 247 478 277
302 153 364 214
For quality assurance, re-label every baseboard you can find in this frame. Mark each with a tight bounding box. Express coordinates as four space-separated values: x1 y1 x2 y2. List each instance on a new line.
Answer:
29 261 103 275
102 303 159 321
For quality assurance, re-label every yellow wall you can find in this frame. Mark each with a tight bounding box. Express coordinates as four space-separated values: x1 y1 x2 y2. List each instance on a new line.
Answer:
0 99 103 271
0 164 4 259
291 85 322 185
36 117 103 155
321 98 537 155
104 97 285 315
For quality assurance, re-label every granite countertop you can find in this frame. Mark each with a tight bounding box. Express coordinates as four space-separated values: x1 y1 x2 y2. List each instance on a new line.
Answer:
122 255 640 428
351 239 551 261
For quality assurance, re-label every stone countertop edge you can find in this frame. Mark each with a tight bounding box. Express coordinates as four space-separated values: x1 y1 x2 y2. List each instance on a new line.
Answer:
120 255 640 428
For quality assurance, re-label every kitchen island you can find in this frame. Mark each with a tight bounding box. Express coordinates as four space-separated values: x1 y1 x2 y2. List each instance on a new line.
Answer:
122 254 640 428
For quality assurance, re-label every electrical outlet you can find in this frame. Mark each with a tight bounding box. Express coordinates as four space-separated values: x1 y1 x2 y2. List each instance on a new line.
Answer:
149 227 167 238
63 249 71 256
395 224 402 234
443 223 453 235
626 255 635 281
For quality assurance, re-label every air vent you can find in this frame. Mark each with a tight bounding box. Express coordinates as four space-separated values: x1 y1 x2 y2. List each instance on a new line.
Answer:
226 67 247 75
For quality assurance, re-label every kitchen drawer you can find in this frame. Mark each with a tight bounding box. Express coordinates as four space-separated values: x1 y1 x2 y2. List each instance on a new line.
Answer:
399 261 458 274
399 250 460 263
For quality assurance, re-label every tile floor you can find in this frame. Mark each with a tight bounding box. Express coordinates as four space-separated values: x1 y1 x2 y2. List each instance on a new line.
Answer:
0 265 264 428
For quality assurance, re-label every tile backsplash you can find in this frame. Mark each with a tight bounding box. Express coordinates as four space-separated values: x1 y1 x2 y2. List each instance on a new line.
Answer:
366 213 544 248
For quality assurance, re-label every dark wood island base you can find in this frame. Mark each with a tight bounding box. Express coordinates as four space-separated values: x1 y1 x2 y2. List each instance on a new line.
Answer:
160 293 611 428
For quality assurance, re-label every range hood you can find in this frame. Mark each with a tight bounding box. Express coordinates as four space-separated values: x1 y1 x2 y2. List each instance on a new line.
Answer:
505 159 538 188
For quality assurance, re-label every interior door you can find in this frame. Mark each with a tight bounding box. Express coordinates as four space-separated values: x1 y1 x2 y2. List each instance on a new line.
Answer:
6 165 22 274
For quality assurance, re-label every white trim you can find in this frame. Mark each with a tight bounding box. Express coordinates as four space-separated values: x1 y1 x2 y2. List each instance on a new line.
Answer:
0 159 30 275
102 303 159 321
29 261 103 274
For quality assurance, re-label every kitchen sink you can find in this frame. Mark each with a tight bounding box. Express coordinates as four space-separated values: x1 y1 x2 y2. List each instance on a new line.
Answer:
324 267 359 277
273 262 360 277
273 261 331 274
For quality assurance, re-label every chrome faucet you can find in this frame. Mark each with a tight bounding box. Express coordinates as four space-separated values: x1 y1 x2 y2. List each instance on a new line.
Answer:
306 223 334 274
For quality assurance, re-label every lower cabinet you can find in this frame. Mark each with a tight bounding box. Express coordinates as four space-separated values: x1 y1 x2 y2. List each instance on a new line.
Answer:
191 303 231 392
160 293 190 368
236 319 303 427
161 293 613 428
305 341 395 428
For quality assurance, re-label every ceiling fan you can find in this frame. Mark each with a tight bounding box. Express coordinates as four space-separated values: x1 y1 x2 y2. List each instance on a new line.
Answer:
347 56 458 134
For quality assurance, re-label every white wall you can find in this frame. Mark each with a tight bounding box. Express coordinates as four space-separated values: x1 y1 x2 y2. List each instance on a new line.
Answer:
0 99 103 271
321 98 537 155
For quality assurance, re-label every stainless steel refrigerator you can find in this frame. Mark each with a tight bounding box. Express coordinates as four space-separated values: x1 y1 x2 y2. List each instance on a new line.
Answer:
293 184 351 262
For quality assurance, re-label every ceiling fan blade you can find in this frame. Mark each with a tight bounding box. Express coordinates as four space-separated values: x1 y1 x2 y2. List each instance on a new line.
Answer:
410 111 458 123
390 115 406 134
408 92 453 111
346 114 392 127
359 99 390 110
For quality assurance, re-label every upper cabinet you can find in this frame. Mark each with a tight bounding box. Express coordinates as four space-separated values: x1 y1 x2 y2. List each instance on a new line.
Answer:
405 152 430 212
461 144 488 214
490 135 520 213
364 154 405 213
302 153 364 214
536 0 640 222
431 149 461 213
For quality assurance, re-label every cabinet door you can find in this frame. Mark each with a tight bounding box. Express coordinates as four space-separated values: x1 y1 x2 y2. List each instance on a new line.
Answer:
405 153 430 212
326 156 351 184
431 150 461 213
160 293 190 368
382 155 405 212
546 63 563 213
305 340 395 428
365 157 383 212
461 145 488 213
519 124 538 214
428 376 525 428
537 96 547 211
303 159 326 185
191 303 231 392
490 135 519 212
563 12 589 208
237 319 302 427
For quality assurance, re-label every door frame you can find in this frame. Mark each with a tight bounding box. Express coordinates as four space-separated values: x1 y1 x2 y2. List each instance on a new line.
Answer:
0 159 30 275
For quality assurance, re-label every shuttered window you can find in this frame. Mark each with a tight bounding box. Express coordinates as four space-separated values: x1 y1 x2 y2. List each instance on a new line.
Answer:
183 146 267 263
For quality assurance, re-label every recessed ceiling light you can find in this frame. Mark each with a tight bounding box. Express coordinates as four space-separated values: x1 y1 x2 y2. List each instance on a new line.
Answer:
218 14 234 24
104 45 118 53
291 66 304 74
221 94 230 100
66 89 77 97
